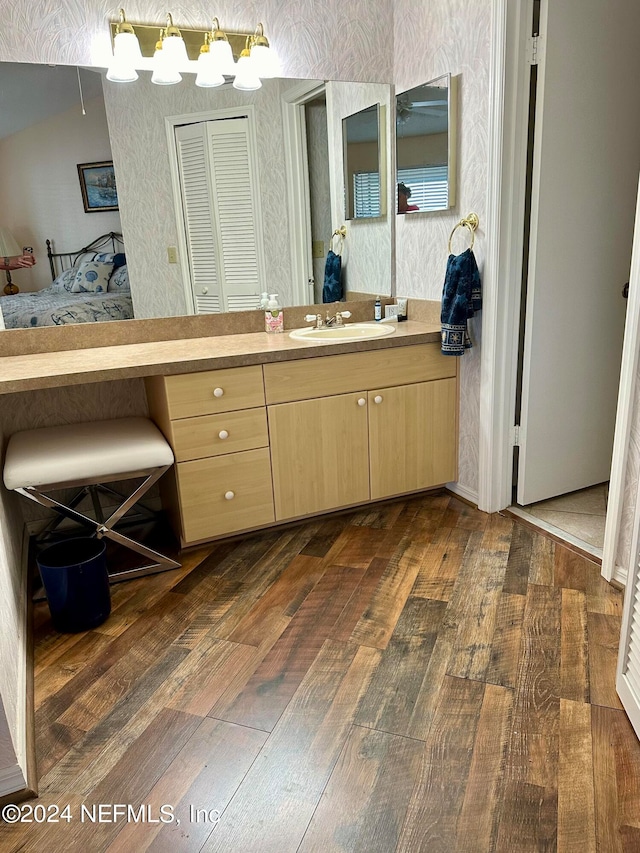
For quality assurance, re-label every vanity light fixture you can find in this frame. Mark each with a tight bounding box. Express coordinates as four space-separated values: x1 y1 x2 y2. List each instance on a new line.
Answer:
233 39 262 91
106 8 142 82
107 10 278 88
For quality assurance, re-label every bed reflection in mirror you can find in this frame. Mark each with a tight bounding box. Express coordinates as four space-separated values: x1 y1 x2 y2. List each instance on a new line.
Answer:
395 73 457 215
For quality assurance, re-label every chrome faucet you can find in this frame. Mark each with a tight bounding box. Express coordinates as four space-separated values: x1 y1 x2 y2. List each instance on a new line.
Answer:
303 310 352 329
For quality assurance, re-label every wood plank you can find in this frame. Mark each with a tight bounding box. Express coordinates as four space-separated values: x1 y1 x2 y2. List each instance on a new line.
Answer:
592 704 624 853
298 726 423 853
330 524 388 569
35 630 113 710
485 592 526 689
528 530 555 586
300 517 349 557
506 583 561 790
396 675 485 852
586 563 624 616
560 588 590 702
348 533 433 649
493 781 551 853
554 545 590 592
558 699 596 853
411 526 469 602
446 544 509 681
587 612 624 709
106 718 267 853
355 597 446 735
329 556 390 643
228 554 326 647
481 512 514 551
212 563 368 731
201 641 379 853
440 496 489 531
456 683 514 853
503 524 533 596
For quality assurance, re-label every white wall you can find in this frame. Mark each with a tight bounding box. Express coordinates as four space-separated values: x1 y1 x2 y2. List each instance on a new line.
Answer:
0 93 120 292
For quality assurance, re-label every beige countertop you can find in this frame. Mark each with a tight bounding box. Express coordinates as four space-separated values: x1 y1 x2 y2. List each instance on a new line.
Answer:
0 320 441 395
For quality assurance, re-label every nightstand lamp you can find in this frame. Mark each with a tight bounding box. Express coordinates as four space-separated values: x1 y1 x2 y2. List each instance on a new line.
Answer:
0 227 21 295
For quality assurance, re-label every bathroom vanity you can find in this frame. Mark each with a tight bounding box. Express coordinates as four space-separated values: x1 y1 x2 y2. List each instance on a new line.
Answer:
0 316 458 548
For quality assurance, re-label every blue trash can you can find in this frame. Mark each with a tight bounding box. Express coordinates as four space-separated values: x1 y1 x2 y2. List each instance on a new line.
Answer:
37 537 111 633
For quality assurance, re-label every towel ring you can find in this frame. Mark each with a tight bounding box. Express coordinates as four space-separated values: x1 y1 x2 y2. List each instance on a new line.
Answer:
448 213 479 254
331 225 347 254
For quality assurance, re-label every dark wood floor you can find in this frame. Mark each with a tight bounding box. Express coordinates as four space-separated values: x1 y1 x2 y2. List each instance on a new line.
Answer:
2 491 639 852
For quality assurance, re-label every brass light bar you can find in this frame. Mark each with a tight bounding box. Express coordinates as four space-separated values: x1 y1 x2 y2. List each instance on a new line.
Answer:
109 21 252 62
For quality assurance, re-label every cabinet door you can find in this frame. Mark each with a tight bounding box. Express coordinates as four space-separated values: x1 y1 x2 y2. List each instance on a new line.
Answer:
369 379 457 500
269 393 370 520
176 447 274 543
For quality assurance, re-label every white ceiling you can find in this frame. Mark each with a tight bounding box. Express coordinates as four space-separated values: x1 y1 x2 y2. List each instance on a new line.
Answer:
0 63 104 140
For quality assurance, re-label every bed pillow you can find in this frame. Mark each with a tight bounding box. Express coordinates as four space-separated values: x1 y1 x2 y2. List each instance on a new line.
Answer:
70 260 114 293
95 251 126 271
107 264 130 292
49 268 77 293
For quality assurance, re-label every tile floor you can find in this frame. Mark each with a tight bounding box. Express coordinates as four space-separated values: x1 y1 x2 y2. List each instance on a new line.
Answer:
514 482 608 556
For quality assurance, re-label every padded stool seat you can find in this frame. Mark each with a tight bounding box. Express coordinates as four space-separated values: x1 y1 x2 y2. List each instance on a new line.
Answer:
4 417 174 491
3 417 180 582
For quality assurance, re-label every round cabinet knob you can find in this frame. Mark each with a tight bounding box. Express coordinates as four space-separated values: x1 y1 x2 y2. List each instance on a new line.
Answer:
224 490 235 501
374 395 383 404
357 398 366 407
213 387 224 398
202 287 209 295
218 430 229 440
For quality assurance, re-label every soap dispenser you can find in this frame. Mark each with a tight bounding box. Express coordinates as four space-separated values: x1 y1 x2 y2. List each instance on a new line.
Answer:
265 294 284 333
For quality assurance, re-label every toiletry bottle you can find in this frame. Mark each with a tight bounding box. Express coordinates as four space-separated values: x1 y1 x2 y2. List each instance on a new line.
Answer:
265 294 284 333
259 292 269 309
374 295 382 321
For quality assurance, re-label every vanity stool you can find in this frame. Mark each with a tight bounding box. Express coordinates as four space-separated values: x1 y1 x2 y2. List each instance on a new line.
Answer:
3 417 181 582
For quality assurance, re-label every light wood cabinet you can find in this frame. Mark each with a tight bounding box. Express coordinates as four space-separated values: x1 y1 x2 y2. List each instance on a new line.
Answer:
146 341 458 545
146 365 274 545
368 379 457 500
268 392 370 519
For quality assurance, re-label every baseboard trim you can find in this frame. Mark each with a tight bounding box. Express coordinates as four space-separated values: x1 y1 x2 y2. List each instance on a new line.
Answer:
0 764 27 799
446 482 479 508
612 563 628 589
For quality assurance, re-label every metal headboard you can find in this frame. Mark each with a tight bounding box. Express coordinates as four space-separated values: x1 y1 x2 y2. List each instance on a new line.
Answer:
46 232 124 280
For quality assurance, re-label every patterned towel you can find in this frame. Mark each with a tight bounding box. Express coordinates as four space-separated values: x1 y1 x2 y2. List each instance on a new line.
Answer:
440 248 482 356
322 250 343 303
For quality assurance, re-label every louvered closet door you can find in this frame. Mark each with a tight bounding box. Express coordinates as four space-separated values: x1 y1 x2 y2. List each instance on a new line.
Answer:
206 118 263 312
175 123 222 314
617 555 640 739
175 117 264 313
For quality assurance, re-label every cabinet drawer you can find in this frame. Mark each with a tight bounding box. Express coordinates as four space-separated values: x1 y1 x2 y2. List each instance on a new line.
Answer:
162 365 265 419
176 447 274 543
171 408 269 462
263 343 455 404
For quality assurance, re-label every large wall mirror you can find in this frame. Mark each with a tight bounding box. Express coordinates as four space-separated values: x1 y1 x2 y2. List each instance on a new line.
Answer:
0 62 393 332
395 73 457 215
342 103 387 221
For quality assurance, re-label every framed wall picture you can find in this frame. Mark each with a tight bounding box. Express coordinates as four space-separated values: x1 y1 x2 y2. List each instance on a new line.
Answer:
77 161 119 213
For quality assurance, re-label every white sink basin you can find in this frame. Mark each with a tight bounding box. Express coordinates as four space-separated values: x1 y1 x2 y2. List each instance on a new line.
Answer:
288 322 396 343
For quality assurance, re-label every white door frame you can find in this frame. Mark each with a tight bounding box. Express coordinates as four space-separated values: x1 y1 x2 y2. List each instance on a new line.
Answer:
281 80 327 306
480 0 638 585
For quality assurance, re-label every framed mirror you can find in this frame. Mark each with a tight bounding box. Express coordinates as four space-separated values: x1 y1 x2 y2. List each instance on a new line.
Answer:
395 73 457 214
342 103 387 221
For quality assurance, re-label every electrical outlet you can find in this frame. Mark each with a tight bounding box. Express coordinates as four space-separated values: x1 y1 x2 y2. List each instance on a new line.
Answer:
312 240 325 259
167 246 178 264
385 304 400 319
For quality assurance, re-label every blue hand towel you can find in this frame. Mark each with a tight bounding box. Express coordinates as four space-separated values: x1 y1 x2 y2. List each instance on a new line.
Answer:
441 248 482 356
322 250 343 303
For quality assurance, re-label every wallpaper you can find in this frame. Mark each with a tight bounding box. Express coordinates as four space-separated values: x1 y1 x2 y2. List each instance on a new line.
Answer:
326 81 394 298
394 0 492 497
